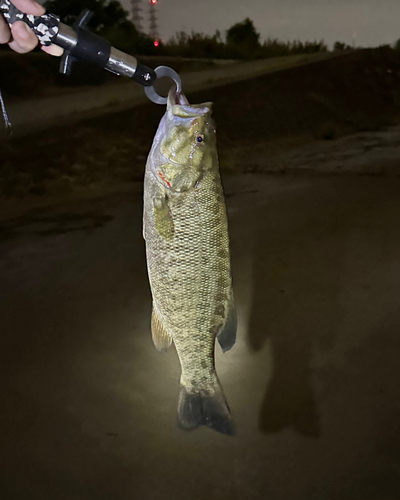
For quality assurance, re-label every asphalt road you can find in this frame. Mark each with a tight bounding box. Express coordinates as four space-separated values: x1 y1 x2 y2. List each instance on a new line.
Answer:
1 174 400 500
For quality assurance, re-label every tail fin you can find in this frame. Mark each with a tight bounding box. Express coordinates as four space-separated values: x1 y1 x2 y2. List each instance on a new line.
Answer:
177 385 235 436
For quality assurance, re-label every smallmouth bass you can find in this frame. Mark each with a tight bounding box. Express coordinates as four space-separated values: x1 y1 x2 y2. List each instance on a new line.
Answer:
143 90 236 435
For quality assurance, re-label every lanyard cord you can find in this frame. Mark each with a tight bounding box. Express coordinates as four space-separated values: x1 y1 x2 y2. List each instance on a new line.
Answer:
0 85 12 137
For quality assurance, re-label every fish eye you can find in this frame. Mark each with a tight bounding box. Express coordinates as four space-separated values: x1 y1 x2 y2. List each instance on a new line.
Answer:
195 134 204 144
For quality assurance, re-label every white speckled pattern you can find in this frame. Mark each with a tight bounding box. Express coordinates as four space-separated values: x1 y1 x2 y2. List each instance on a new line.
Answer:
0 1 59 45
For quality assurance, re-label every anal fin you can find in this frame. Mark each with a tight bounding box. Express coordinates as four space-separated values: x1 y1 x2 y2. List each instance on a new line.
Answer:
217 292 237 353
151 307 172 352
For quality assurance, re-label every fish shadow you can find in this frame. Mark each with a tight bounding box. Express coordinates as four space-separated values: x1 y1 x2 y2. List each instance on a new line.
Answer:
247 199 343 438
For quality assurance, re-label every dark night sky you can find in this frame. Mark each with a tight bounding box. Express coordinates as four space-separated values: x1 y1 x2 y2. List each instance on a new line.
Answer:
121 0 400 48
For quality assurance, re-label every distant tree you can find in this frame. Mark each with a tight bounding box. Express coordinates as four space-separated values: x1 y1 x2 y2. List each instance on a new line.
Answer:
163 28 329 60
44 0 155 54
226 18 260 57
334 41 345 51
44 0 129 33
333 41 353 52
165 30 226 59
395 39 400 51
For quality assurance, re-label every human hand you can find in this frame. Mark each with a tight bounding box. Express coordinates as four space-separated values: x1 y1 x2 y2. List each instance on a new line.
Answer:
0 0 63 55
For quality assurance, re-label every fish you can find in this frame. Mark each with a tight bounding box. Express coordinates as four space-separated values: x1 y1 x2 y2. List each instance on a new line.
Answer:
143 89 236 435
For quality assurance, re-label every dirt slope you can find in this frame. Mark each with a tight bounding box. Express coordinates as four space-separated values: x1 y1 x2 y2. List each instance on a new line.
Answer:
1 48 400 200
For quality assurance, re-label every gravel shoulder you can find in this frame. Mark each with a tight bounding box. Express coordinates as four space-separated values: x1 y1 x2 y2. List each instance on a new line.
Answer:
227 126 400 176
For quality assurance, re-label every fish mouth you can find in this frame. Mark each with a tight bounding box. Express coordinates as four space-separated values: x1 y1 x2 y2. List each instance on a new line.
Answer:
168 89 189 107
167 89 212 117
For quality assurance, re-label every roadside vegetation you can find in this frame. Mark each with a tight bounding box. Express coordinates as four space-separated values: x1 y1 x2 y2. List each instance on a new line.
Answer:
41 0 329 60
1 0 390 99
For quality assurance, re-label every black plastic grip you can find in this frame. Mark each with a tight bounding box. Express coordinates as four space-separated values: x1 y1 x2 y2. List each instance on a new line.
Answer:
132 63 157 86
69 28 111 68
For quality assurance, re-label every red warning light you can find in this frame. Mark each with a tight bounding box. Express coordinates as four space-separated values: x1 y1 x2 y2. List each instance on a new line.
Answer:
150 0 157 4
154 40 159 47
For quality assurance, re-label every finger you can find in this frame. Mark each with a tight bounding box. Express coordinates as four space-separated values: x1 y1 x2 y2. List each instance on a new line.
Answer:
12 0 45 16
41 44 64 56
9 20 38 53
0 14 11 44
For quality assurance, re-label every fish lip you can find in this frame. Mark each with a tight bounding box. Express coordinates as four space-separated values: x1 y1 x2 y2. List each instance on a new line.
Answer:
167 90 178 107
168 89 189 107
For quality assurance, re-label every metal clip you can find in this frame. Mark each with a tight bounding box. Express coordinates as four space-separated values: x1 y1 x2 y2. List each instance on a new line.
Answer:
144 66 183 105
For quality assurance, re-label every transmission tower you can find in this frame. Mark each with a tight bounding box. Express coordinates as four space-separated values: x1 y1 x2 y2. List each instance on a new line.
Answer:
131 0 143 32
148 0 159 41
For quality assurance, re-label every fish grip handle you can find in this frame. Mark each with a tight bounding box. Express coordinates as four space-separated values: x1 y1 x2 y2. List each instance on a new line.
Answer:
0 0 59 45
59 9 111 76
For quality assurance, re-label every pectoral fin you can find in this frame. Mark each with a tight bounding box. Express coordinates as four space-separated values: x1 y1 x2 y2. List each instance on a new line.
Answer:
217 292 237 353
151 307 173 352
154 197 174 241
